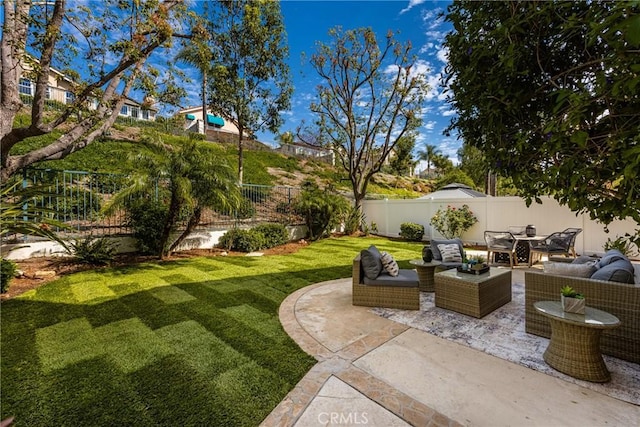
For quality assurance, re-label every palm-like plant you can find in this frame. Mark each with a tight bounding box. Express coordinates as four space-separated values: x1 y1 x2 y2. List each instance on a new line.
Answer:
1 179 68 248
106 133 239 259
417 144 442 177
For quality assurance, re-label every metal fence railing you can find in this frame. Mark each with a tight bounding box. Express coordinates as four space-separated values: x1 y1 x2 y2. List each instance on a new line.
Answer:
8 168 303 241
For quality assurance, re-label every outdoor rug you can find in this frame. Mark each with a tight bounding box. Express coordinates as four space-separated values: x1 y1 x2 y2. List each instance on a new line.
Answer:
372 281 640 406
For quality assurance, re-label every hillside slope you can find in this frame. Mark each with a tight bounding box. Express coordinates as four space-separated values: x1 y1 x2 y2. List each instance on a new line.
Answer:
12 118 433 198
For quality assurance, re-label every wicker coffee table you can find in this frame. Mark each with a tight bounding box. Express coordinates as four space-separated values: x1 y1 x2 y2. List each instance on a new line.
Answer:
409 259 442 292
434 268 512 318
534 301 620 382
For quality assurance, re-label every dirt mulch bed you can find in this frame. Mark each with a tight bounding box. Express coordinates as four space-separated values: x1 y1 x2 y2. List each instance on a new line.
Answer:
1 240 310 301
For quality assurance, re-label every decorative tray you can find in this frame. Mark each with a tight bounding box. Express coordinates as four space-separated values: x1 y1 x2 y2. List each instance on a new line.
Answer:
457 265 490 275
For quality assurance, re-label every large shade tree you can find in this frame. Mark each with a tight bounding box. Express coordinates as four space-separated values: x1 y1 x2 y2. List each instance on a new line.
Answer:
206 0 292 184
308 27 429 211
1 0 190 183
444 1 640 243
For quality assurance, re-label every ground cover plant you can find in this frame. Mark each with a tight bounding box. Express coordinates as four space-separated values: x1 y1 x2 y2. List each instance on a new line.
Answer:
0 236 423 426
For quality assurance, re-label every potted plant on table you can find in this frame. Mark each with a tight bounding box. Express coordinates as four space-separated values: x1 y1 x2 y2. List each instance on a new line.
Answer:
469 255 487 270
560 285 585 314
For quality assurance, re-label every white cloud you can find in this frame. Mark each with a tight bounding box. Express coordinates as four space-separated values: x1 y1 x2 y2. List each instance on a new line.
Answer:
436 46 449 63
419 42 434 54
400 0 428 15
423 120 436 130
441 109 456 117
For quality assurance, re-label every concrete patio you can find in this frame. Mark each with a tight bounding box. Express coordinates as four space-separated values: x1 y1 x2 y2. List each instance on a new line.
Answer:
262 268 640 426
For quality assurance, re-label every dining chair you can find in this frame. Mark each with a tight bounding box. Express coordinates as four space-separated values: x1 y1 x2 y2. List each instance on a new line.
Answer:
528 230 580 266
561 228 583 257
484 231 518 268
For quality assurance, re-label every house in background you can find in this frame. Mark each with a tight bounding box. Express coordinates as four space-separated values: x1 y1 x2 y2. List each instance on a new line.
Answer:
117 98 157 121
177 106 245 137
277 141 335 165
18 55 157 121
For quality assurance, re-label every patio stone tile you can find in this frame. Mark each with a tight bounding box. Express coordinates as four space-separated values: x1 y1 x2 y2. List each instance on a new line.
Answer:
266 274 639 427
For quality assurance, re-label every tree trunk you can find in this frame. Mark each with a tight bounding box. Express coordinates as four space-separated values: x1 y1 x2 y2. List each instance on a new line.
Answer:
486 171 497 196
201 74 207 135
159 191 181 260
168 206 202 254
237 125 244 185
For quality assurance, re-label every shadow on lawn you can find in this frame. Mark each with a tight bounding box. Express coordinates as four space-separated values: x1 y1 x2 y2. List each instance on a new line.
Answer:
0 264 350 426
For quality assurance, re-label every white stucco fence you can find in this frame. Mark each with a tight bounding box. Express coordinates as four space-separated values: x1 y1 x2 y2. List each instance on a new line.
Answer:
363 196 638 258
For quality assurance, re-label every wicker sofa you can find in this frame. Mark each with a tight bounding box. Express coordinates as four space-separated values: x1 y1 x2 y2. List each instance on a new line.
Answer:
525 268 640 364
352 252 420 310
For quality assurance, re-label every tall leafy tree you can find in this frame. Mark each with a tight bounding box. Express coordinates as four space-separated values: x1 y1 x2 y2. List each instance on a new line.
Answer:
308 27 429 211
388 135 417 176
457 143 498 194
444 1 640 242
107 134 239 259
174 19 213 130
206 0 292 184
1 0 190 183
417 143 441 177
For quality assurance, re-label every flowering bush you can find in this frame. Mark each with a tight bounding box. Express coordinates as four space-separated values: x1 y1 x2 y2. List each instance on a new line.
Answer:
430 204 478 239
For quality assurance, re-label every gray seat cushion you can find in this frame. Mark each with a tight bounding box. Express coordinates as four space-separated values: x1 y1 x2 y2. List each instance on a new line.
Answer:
591 258 635 284
596 249 628 268
360 245 383 280
363 269 419 287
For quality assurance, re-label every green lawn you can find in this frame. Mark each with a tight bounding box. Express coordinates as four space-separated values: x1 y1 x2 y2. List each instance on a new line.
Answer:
1 236 424 426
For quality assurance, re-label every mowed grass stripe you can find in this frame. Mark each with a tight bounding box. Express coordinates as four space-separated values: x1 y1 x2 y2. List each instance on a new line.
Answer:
1 236 425 425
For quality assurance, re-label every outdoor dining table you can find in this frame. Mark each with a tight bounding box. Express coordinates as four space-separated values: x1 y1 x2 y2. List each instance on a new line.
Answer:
494 235 547 265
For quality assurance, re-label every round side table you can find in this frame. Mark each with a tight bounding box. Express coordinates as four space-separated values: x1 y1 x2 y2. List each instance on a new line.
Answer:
534 301 620 382
409 259 442 292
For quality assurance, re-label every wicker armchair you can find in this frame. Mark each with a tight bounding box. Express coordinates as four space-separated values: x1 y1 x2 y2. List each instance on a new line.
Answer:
352 254 420 310
485 231 518 268
528 230 579 266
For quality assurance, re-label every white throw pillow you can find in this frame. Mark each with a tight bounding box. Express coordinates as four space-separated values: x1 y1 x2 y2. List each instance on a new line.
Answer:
380 251 400 277
543 261 596 278
437 244 462 263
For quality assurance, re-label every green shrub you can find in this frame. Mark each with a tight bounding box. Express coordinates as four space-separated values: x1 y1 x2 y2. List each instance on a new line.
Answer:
343 205 364 235
292 180 349 240
1 258 17 293
125 198 168 255
604 236 638 257
218 228 265 252
252 223 289 248
66 236 117 265
399 222 425 241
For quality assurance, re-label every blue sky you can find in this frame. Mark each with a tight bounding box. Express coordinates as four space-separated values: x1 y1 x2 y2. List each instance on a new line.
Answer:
176 0 458 169
5 0 457 169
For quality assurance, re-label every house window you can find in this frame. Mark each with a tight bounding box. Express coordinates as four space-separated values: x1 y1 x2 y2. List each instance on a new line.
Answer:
19 79 32 96
142 110 149 120
66 91 75 104
130 107 139 119
45 87 51 99
120 105 128 115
